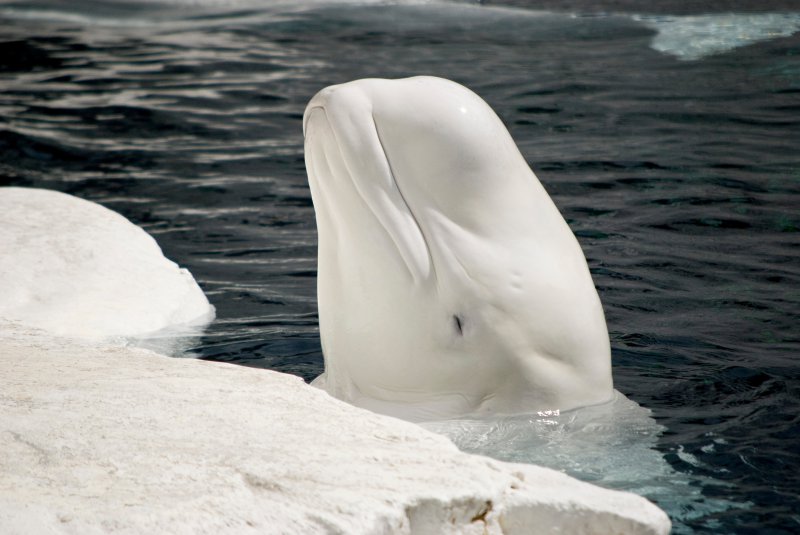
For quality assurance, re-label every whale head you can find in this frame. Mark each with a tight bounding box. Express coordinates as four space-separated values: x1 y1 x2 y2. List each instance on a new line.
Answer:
304 76 612 421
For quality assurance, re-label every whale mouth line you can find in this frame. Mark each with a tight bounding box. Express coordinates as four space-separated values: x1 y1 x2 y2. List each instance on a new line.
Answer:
370 113 436 283
302 105 323 138
305 100 432 283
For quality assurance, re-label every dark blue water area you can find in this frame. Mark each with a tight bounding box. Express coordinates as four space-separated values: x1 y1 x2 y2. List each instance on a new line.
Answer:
1 0 799 532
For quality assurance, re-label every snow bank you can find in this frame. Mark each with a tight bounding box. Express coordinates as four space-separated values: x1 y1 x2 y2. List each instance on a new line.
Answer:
0 187 213 339
0 186 669 533
0 326 669 534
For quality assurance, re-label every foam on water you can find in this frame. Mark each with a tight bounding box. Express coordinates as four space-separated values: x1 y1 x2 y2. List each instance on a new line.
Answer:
635 13 800 60
422 392 668 491
4 0 798 62
422 392 750 530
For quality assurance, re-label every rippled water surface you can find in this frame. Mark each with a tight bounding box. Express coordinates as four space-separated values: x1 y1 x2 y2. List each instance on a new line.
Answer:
1 0 798 532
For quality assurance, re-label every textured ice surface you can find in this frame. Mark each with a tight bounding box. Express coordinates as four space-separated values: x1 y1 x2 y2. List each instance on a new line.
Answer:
0 326 670 535
0 187 214 342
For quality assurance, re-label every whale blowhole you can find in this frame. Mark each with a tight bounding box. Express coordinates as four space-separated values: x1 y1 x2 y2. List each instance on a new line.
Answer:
453 314 464 336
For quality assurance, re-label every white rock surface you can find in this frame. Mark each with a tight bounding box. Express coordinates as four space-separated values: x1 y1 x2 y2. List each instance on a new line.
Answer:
0 187 213 339
0 326 670 535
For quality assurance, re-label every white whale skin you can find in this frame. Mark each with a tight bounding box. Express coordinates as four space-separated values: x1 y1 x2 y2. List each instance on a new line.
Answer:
304 76 612 421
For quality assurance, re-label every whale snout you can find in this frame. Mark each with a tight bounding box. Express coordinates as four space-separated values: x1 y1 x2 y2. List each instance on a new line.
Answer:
303 79 433 284
303 82 370 138
302 87 333 137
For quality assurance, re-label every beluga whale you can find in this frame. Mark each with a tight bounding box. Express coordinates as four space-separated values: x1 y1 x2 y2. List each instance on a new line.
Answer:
304 76 613 421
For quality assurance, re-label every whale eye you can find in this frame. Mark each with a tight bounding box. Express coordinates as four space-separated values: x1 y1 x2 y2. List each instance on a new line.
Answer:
453 314 464 336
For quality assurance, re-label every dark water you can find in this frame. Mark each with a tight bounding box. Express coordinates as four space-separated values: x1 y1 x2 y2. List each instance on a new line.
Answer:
1 1 798 532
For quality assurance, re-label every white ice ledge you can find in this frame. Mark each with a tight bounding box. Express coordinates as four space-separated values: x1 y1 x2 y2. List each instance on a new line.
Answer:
0 327 670 534
0 187 214 340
